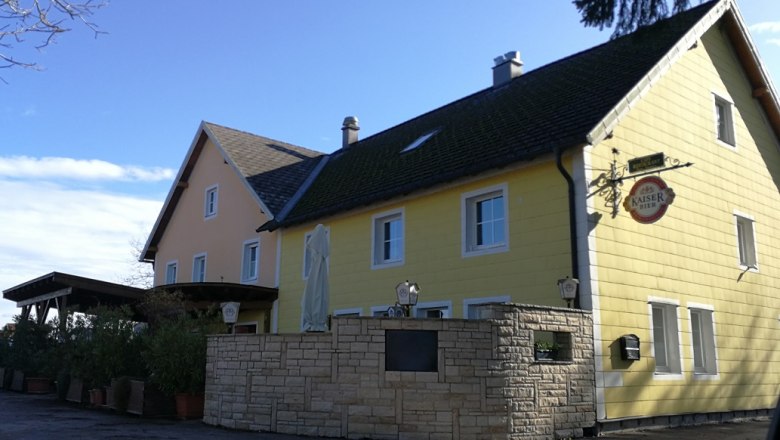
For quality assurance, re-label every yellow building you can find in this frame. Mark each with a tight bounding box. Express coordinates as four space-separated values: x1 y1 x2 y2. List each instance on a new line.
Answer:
258 0 780 428
134 0 780 430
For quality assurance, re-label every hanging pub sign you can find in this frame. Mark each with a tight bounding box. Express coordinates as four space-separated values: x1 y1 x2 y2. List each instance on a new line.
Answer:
623 176 676 224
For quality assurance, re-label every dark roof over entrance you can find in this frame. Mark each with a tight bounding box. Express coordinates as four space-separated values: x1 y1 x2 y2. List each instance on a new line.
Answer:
3 274 279 323
2 272 146 311
151 282 278 309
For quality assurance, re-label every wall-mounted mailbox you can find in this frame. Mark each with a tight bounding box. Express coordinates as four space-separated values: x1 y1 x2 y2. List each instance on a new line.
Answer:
619 334 640 361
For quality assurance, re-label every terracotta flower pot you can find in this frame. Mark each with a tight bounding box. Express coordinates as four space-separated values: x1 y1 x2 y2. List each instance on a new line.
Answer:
25 377 51 394
174 392 204 420
89 388 106 406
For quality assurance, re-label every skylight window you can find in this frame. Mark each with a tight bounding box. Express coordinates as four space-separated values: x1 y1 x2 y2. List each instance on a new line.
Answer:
401 129 440 153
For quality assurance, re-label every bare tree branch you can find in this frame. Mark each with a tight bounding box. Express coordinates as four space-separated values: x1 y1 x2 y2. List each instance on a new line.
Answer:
0 0 106 71
117 237 155 289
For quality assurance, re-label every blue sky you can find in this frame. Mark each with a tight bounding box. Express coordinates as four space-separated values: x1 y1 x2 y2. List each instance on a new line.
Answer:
1 0 779 321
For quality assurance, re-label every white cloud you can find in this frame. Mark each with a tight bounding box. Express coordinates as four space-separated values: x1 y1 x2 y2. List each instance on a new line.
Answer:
0 156 175 182
768 38 780 47
750 22 780 33
0 169 167 322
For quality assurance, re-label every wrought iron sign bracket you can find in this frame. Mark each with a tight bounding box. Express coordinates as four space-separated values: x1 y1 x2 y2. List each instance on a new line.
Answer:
590 149 693 218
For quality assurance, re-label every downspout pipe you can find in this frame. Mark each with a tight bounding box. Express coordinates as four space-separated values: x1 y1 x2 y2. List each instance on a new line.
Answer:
555 147 580 308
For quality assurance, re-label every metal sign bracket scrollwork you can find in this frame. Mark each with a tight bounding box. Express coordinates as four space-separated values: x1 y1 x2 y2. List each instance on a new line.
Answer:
589 148 693 218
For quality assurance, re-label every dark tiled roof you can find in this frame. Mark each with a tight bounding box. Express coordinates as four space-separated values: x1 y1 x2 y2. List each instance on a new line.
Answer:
283 1 718 227
204 122 324 216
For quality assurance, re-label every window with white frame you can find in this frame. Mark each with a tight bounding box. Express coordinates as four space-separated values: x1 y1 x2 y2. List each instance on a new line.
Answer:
333 308 362 317
192 253 207 282
462 184 508 256
371 305 393 317
303 227 330 279
164 261 178 284
463 295 511 319
735 214 757 268
371 209 404 268
714 94 735 146
689 307 718 375
241 240 260 282
650 301 681 374
414 301 452 319
204 185 218 218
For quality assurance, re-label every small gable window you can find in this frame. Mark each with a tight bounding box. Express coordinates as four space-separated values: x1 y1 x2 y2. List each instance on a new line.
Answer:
400 129 440 153
713 94 735 146
204 185 218 218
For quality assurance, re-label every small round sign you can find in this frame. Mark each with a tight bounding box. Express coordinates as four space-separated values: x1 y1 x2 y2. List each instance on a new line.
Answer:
622 176 676 224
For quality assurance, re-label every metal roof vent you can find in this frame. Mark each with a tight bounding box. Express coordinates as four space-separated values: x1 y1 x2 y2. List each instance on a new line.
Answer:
342 116 360 148
492 51 523 88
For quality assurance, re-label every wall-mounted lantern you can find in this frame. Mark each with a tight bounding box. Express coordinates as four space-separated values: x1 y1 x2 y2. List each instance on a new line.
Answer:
394 280 420 317
557 277 579 308
220 301 240 334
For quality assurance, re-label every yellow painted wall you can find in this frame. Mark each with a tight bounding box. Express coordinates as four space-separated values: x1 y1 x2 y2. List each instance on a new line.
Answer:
154 138 277 288
277 161 574 332
590 25 780 419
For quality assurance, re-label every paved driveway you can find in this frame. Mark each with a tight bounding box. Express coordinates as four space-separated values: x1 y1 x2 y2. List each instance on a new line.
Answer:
598 419 770 439
0 391 320 440
0 390 772 440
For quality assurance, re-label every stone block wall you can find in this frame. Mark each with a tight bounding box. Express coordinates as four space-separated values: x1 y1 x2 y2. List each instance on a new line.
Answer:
204 304 594 439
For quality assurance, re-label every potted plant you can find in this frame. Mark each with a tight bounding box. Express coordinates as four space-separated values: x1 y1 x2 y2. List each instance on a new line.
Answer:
0 325 10 389
142 293 220 419
113 375 132 413
7 317 54 393
534 340 559 361
58 312 93 403
88 306 146 407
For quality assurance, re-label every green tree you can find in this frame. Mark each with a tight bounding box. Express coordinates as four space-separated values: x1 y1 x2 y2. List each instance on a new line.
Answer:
574 0 697 38
141 290 222 395
6 316 53 376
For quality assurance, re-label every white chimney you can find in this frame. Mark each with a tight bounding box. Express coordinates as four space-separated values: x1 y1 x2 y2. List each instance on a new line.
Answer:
492 51 523 87
342 116 360 148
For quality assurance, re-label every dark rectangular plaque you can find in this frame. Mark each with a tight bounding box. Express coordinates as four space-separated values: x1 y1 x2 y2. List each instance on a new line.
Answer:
385 330 438 372
628 153 665 173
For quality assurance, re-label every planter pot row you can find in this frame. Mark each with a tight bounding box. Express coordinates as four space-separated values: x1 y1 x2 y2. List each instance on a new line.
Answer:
0 369 53 394
14 372 200 420
65 377 178 418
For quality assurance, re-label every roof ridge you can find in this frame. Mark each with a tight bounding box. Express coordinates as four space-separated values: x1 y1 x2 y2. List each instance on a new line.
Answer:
340 1 720 152
203 120 325 156
276 0 730 227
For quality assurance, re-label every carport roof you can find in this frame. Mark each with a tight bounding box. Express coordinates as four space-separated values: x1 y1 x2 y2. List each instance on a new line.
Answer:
2 271 146 311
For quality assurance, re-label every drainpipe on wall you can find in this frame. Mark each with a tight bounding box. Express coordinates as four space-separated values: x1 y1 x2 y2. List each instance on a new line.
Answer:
555 147 580 309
